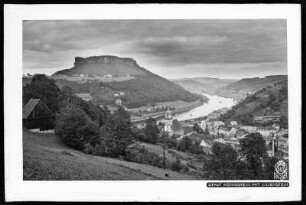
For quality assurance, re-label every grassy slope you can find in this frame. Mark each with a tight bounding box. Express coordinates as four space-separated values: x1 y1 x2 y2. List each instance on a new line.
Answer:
23 131 197 180
135 142 205 172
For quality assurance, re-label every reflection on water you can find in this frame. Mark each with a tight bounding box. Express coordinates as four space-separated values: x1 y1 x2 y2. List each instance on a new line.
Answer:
173 93 236 121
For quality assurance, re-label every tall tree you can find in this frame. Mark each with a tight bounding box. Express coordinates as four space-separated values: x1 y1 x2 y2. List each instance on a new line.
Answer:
143 117 160 144
176 136 192 152
279 115 288 129
193 123 204 134
99 113 134 157
172 119 181 131
54 104 99 150
239 133 268 179
211 142 237 179
23 74 62 113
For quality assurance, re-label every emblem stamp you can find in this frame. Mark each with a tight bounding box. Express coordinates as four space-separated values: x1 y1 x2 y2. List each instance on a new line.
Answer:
274 160 288 180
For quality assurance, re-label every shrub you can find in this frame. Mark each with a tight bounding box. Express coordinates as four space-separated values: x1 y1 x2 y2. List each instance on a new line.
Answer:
171 158 183 172
98 112 134 158
193 123 204 134
166 136 178 149
124 145 164 168
84 143 94 155
176 136 192 152
55 104 99 150
23 74 62 113
143 118 160 144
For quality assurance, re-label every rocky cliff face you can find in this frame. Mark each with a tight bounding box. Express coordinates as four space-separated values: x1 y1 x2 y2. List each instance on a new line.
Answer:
73 56 138 67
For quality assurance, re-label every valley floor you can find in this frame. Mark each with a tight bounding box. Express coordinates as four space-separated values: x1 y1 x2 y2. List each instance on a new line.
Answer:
23 131 197 180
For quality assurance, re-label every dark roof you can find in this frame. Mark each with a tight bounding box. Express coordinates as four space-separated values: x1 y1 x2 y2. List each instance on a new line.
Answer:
219 125 231 131
23 98 54 119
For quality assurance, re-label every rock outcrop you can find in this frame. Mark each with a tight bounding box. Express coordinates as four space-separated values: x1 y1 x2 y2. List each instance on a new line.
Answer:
53 55 147 76
73 56 138 68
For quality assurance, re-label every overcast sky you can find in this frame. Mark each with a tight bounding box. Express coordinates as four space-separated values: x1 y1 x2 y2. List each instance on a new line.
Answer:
23 20 287 79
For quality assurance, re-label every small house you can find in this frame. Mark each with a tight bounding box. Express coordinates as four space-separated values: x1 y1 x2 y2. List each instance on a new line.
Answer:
115 98 122 106
23 98 55 131
213 138 226 144
230 121 238 126
272 122 281 131
106 105 119 115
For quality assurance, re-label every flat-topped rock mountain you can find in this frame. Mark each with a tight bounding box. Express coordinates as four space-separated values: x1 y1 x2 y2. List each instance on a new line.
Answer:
51 55 201 107
53 55 148 77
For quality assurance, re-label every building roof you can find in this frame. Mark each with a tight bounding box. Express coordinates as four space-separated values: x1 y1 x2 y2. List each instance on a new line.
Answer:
23 99 41 119
219 125 231 131
214 138 226 144
23 98 54 119
107 105 119 112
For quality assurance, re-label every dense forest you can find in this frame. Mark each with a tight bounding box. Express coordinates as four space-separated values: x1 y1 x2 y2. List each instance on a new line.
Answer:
55 75 201 108
219 80 288 126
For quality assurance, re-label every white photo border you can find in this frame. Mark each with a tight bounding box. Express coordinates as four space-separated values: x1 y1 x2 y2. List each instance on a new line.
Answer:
4 4 301 202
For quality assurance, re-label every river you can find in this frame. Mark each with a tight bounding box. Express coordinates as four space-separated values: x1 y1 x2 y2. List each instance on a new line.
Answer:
173 93 236 121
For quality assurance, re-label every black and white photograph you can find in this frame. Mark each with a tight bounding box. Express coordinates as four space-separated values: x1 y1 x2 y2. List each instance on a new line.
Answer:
4 4 301 202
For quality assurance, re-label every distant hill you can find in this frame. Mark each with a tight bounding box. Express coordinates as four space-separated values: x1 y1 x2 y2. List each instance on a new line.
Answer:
52 55 201 107
189 77 236 85
172 77 237 94
171 80 208 93
216 75 288 100
219 80 288 125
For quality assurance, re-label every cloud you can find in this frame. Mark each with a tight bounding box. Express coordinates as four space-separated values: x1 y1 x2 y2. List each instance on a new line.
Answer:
160 62 287 79
23 19 287 78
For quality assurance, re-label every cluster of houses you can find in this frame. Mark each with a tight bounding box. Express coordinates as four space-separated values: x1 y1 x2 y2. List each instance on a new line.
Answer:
153 109 288 159
51 73 123 83
69 73 114 78
114 91 125 98
195 118 288 158
145 104 174 113
239 90 256 96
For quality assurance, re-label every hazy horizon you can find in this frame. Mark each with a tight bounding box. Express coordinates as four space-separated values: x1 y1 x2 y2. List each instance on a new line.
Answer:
23 20 287 79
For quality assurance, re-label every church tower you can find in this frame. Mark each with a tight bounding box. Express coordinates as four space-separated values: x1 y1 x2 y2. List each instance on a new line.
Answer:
164 108 173 135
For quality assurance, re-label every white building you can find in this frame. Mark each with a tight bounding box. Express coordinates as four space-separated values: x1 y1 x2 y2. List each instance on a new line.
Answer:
115 98 122 106
230 121 238 126
200 139 212 148
164 109 173 136
214 138 226 144
213 121 225 128
104 74 113 78
240 125 257 132
199 120 207 131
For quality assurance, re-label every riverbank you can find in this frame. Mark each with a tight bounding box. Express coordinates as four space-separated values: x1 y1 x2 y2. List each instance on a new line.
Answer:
130 99 206 122
173 93 236 121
